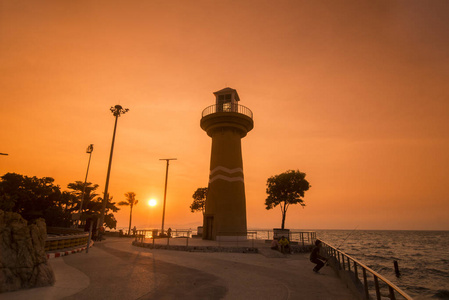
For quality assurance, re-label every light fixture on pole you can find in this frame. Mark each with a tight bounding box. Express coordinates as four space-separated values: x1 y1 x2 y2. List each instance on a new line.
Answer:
77 144 94 227
159 158 176 235
99 105 129 229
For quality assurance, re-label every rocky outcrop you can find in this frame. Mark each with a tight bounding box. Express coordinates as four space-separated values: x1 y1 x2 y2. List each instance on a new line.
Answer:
0 210 55 293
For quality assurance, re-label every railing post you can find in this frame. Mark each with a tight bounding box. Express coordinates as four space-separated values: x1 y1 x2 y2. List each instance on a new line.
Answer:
374 275 381 300
347 257 351 272
362 268 369 300
389 286 397 300
337 252 340 269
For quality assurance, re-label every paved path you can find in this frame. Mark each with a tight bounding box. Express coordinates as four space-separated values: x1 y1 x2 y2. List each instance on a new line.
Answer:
2 238 357 300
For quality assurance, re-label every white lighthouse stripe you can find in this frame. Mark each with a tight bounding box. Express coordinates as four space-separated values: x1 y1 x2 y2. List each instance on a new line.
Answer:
209 166 243 176
209 174 244 183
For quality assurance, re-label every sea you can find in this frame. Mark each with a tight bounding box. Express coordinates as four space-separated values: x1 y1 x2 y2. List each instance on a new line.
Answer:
315 230 449 300
118 228 449 299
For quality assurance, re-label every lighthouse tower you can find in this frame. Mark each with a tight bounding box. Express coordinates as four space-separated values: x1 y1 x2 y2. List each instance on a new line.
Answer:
200 87 254 241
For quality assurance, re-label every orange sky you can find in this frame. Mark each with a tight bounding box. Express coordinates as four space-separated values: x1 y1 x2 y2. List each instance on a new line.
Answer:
1 0 448 230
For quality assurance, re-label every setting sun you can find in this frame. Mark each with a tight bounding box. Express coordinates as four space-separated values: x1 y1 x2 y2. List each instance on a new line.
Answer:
148 199 157 207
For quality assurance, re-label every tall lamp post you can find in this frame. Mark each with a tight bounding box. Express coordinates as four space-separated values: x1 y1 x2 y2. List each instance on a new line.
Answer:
99 105 129 229
77 144 94 227
159 158 176 235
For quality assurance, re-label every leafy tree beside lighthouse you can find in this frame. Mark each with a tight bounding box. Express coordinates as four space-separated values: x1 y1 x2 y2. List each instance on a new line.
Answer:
265 170 310 230
190 187 208 215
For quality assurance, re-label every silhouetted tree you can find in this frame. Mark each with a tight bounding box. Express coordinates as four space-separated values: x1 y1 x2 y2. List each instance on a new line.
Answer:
67 181 99 220
118 192 138 235
67 183 119 229
265 170 310 230
0 173 120 229
190 187 208 214
84 195 119 230
0 173 71 226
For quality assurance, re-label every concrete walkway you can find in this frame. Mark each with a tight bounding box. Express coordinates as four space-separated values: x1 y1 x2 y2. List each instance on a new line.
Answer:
1 237 357 300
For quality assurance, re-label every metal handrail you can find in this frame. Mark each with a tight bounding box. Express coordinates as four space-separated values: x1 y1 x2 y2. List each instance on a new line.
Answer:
264 230 316 245
201 104 253 119
134 229 317 250
321 240 413 300
290 231 316 246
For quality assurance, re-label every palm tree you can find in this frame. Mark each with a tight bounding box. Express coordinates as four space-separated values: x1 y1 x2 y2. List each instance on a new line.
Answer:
118 192 138 235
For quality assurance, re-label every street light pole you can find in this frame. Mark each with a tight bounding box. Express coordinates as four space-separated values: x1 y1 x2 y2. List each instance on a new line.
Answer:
77 144 94 227
159 158 176 235
99 105 129 229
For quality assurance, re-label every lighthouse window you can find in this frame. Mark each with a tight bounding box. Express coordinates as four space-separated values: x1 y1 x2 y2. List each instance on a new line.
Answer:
217 94 233 112
223 102 231 111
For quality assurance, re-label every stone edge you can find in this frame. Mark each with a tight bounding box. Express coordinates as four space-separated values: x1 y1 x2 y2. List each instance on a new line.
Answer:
46 241 94 259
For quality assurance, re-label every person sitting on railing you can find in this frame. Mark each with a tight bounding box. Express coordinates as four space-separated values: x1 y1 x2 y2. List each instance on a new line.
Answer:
310 240 327 273
279 236 291 254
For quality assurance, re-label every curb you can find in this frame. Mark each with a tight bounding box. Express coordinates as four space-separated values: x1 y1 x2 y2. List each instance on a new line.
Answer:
46 241 94 259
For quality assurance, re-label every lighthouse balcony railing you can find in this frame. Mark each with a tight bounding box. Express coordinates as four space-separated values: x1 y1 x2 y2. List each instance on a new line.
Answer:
202 104 253 119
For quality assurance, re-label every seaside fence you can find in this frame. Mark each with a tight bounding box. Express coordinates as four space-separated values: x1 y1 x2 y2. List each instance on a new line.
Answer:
260 230 316 245
135 229 192 239
320 240 413 300
134 229 317 249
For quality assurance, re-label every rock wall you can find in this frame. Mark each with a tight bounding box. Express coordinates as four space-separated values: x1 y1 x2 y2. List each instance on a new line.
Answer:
0 210 55 293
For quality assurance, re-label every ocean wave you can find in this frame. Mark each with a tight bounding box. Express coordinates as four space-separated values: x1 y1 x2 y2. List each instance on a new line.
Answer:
363 254 393 262
427 268 449 277
433 289 449 299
